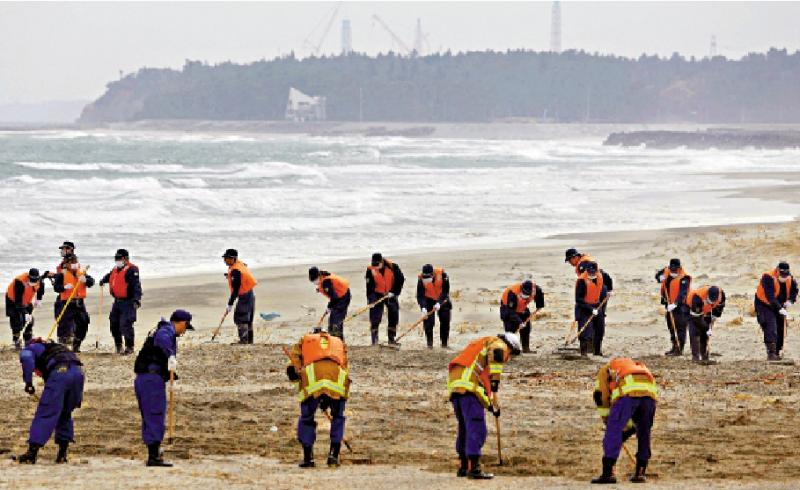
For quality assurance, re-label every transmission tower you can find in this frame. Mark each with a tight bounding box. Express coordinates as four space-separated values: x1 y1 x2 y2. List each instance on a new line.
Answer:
341 19 352 54
709 35 717 57
550 1 562 53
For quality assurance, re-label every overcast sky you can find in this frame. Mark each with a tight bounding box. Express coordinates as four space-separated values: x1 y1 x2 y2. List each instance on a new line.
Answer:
1 1 799 104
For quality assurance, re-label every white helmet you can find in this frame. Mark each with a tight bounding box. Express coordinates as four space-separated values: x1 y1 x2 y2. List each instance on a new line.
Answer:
498 332 522 355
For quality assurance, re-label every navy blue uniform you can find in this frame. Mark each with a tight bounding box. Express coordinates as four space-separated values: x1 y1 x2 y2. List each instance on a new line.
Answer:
500 285 544 352
20 342 84 447
575 276 609 355
52 272 94 347
5 277 46 344
134 320 177 446
416 272 452 348
365 261 405 343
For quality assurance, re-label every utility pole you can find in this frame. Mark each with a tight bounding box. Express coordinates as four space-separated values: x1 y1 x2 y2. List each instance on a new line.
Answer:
709 35 717 57
413 18 423 55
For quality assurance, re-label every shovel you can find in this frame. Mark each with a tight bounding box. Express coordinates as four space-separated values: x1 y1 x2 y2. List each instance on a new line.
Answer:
167 369 175 444
47 266 91 340
381 304 442 349
556 295 610 355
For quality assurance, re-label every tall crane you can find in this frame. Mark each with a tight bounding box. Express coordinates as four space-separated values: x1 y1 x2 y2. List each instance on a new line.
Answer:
303 3 341 56
371 14 414 55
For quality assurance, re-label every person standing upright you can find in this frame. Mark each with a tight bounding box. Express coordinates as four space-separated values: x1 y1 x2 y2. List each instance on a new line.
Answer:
365 252 405 345
99 249 142 354
222 249 258 344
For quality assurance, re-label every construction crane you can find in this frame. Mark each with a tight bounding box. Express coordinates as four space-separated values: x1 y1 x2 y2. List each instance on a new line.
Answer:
303 3 341 56
371 14 414 55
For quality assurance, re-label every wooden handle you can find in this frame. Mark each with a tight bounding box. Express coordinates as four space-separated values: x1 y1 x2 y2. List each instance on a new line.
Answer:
47 265 91 340
167 370 175 443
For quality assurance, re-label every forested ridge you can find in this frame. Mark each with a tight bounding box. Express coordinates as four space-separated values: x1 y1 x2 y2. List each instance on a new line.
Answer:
80 48 800 123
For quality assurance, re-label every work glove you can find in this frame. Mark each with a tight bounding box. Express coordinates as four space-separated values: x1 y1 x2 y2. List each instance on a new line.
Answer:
779 308 788 316
519 322 526 330
667 303 677 312
79 275 87 284
420 307 427 315
607 291 614 298
326 308 332 315
134 300 141 310
24 383 35 395
99 278 107 286
707 330 713 338
490 406 501 418
24 314 33 324
490 380 500 393
592 309 599 316
386 292 395 299
33 300 41 309
286 365 300 381
434 302 441 311
63 283 73 290
167 355 177 372
225 305 233 314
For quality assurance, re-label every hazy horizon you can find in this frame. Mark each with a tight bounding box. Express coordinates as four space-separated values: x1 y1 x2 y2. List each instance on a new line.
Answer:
2 1 800 107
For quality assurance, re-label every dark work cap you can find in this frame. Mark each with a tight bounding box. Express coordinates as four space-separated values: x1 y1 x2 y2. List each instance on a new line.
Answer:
707 286 721 302
59 241 75 250
28 268 41 281
115 248 129 259
308 266 320 281
222 249 238 259
778 262 791 275
170 309 194 330
521 280 533 294
371 252 383 266
421 264 434 276
564 248 580 262
669 258 681 271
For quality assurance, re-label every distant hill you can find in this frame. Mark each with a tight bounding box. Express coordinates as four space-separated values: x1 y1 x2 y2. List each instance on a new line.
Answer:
80 49 800 124
0 100 89 124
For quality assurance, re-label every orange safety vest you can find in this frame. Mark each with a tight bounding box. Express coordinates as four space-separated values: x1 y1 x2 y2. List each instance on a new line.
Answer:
318 274 350 299
660 267 688 303
607 358 658 403
686 286 721 314
60 267 87 301
109 263 137 299
575 255 596 276
579 271 604 304
420 268 445 301
369 260 396 295
447 336 509 407
501 283 532 313
228 261 258 295
300 332 347 368
6 273 39 306
755 269 790 305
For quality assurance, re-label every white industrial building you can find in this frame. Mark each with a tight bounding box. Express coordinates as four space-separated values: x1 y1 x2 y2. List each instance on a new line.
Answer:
285 87 327 122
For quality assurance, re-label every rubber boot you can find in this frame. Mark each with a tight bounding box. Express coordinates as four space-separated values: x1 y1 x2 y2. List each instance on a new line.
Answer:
299 445 315 468
370 328 379 346
665 340 680 356
520 327 531 353
55 440 69 464
326 442 341 467
457 453 468 477
14 443 40 464
630 459 647 483
114 338 123 354
699 336 710 363
467 455 493 479
123 336 134 355
579 339 589 358
13 334 21 351
146 443 173 467
72 338 82 353
247 325 254 344
767 342 781 361
591 457 617 484
690 336 701 363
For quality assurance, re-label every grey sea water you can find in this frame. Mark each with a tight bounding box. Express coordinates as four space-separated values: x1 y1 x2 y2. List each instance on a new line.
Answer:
1 128 798 281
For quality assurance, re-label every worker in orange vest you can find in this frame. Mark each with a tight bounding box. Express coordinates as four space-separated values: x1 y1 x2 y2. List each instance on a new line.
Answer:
5 268 45 350
222 249 258 344
286 331 351 468
309 267 351 340
754 262 798 360
52 254 95 349
592 358 658 484
499 279 544 353
43 241 76 322
365 253 405 345
99 249 142 354
447 332 521 479
655 258 692 356
566 250 614 355
574 262 609 357
417 264 452 349
686 285 725 363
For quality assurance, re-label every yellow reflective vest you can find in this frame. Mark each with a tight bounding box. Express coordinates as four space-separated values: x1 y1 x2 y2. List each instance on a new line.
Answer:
287 333 351 402
594 358 658 420
447 337 510 408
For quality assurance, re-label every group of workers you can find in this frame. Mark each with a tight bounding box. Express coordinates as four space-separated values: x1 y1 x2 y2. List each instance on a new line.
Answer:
5 242 797 484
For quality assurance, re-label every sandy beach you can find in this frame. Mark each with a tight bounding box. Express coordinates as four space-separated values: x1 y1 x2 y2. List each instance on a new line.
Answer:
2 209 800 489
